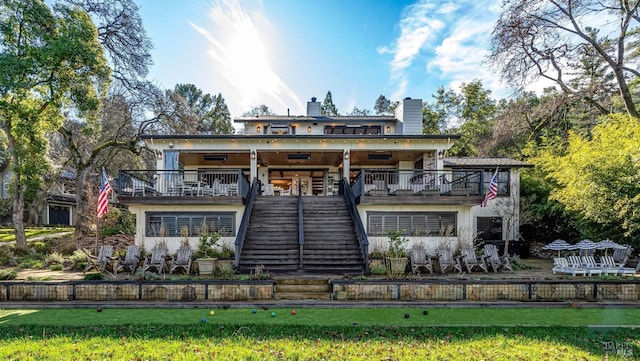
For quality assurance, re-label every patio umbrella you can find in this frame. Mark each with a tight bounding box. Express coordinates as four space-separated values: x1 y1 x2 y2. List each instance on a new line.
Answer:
542 239 574 257
596 238 626 256
573 239 598 257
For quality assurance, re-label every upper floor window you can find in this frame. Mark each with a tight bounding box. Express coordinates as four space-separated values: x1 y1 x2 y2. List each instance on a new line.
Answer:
324 125 381 135
482 169 510 196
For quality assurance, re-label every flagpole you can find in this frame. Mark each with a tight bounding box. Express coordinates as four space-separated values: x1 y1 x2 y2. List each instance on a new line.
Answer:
95 217 100 254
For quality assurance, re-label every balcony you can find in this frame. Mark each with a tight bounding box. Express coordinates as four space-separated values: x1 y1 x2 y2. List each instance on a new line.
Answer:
351 169 485 205
117 169 249 205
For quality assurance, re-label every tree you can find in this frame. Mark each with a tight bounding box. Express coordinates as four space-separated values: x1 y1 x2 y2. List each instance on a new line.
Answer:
159 84 233 135
50 0 155 242
243 104 275 117
347 106 371 116
374 95 397 115
489 0 640 117
532 114 640 247
0 0 110 249
321 91 339 116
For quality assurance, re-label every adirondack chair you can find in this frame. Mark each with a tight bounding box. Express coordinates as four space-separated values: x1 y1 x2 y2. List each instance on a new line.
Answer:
83 245 115 275
567 255 601 276
116 245 141 274
169 246 193 274
459 244 488 273
410 245 433 274
612 245 633 267
437 246 462 274
601 255 636 276
483 244 513 272
142 246 168 274
552 257 587 276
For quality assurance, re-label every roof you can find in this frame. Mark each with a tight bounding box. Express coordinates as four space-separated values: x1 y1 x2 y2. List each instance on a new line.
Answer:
444 157 533 168
141 133 461 141
234 115 397 123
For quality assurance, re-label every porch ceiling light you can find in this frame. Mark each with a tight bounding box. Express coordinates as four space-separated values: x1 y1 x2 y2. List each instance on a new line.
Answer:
257 125 261 133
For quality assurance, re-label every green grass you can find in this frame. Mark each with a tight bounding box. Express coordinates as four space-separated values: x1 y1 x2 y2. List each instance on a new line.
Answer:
0 308 637 360
1 307 639 327
0 227 73 243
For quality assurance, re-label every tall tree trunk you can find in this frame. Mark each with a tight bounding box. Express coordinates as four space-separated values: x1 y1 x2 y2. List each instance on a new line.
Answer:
74 165 93 247
8 131 26 250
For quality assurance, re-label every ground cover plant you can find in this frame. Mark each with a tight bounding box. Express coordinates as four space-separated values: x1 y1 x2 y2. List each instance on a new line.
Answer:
0 308 637 360
0 228 73 243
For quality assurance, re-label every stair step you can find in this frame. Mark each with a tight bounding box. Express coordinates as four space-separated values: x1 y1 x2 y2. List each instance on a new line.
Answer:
273 292 332 300
275 284 330 292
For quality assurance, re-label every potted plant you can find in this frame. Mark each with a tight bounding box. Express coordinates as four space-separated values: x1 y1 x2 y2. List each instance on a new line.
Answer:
195 230 220 275
384 228 409 277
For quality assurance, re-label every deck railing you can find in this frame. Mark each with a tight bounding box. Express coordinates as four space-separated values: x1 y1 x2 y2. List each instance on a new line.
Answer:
352 169 485 197
234 178 260 269
342 178 369 273
118 169 246 197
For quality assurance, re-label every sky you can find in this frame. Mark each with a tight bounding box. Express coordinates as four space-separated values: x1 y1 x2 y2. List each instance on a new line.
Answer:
136 0 508 119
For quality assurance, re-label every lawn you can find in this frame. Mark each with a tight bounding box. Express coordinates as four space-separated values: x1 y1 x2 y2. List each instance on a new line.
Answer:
0 308 637 360
0 227 74 243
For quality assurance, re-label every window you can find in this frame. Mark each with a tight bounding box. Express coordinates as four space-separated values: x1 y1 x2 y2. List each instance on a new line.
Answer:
367 212 457 236
146 212 235 237
324 125 381 135
482 170 510 196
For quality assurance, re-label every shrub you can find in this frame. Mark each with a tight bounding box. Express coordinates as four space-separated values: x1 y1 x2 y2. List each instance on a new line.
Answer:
385 229 409 258
31 241 50 254
370 265 387 275
69 250 88 271
45 251 65 266
49 264 64 271
83 272 104 280
0 270 17 280
195 231 220 259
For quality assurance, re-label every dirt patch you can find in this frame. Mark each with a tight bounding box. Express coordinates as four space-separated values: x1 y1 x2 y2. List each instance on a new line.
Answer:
1 266 83 281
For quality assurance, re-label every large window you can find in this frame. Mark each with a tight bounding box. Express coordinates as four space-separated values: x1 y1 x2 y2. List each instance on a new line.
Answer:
482 170 510 196
367 212 457 236
324 125 381 135
146 212 235 237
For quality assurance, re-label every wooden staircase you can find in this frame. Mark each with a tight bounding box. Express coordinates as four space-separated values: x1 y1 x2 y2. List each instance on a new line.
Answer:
273 278 332 300
237 197 300 273
237 195 366 275
301 196 365 274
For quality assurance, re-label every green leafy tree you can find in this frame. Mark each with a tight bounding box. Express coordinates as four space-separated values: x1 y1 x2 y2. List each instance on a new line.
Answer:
374 95 398 115
320 91 339 116
160 84 233 135
532 114 640 247
0 0 110 249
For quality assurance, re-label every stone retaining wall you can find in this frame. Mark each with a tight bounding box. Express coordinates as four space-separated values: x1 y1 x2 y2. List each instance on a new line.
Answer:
0 281 273 302
331 280 640 302
1 280 638 303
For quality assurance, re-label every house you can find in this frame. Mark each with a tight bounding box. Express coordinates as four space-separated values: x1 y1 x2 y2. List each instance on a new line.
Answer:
121 97 530 274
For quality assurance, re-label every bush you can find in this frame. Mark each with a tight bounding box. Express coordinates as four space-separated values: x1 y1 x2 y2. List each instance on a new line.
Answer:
31 241 50 254
45 251 65 266
49 264 64 271
0 270 17 280
69 250 88 271
83 272 104 280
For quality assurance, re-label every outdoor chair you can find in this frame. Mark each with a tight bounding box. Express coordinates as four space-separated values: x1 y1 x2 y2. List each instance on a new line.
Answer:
169 246 193 274
83 245 115 275
410 245 433 274
568 255 601 276
612 245 633 267
116 245 141 274
436 246 462 274
601 255 636 276
483 244 513 272
142 246 168 274
552 257 587 276
459 244 488 273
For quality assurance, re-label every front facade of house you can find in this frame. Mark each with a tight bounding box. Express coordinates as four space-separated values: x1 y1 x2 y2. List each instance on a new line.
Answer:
120 97 529 272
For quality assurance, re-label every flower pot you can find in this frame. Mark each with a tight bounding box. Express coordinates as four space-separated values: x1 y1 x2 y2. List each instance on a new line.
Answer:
195 258 217 275
385 257 409 276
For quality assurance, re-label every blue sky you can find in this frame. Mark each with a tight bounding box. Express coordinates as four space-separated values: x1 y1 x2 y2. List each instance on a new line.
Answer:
136 0 507 118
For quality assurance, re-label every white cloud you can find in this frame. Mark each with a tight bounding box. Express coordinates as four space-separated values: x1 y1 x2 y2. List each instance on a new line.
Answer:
191 0 303 117
382 0 510 100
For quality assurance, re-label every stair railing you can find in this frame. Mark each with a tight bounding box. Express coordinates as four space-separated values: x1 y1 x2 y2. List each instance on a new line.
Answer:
342 178 369 273
297 176 304 270
234 178 260 269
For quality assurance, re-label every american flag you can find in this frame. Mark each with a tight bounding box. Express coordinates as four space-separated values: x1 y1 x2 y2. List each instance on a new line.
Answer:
97 168 112 219
481 168 499 207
